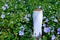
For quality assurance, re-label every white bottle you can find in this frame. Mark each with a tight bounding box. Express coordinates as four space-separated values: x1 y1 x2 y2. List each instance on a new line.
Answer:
33 9 43 38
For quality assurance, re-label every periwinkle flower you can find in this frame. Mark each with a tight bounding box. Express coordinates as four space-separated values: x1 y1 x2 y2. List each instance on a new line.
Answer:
1 14 5 19
2 6 6 10
42 24 46 27
57 32 60 35
45 18 49 22
51 35 56 40
19 30 24 36
5 4 9 8
44 27 50 33
25 17 29 21
20 26 24 29
2 4 9 10
51 16 55 18
57 28 60 35
27 14 31 17
57 28 60 32
53 18 58 22
24 14 30 21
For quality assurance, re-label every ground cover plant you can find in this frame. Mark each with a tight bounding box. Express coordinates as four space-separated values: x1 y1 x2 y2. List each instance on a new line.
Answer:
0 0 60 40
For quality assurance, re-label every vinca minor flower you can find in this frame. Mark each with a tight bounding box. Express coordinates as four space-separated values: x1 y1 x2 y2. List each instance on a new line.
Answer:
19 30 24 36
51 35 56 40
1 14 5 19
44 27 50 33
57 28 60 35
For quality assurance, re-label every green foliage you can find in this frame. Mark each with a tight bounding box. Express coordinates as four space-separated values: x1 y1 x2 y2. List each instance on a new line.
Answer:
0 0 60 40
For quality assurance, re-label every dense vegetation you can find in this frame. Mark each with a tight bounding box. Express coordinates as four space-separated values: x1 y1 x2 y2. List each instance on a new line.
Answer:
0 0 60 40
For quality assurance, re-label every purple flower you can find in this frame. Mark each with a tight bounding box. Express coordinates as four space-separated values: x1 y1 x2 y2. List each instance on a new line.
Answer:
57 28 60 35
24 14 30 21
27 14 31 17
42 24 46 27
19 30 24 36
51 16 55 18
2 4 9 10
5 4 9 8
2 6 6 10
44 27 50 33
57 32 60 35
45 18 49 22
51 35 56 40
53 18 58 22
57 28 60 32
1 14 5 19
